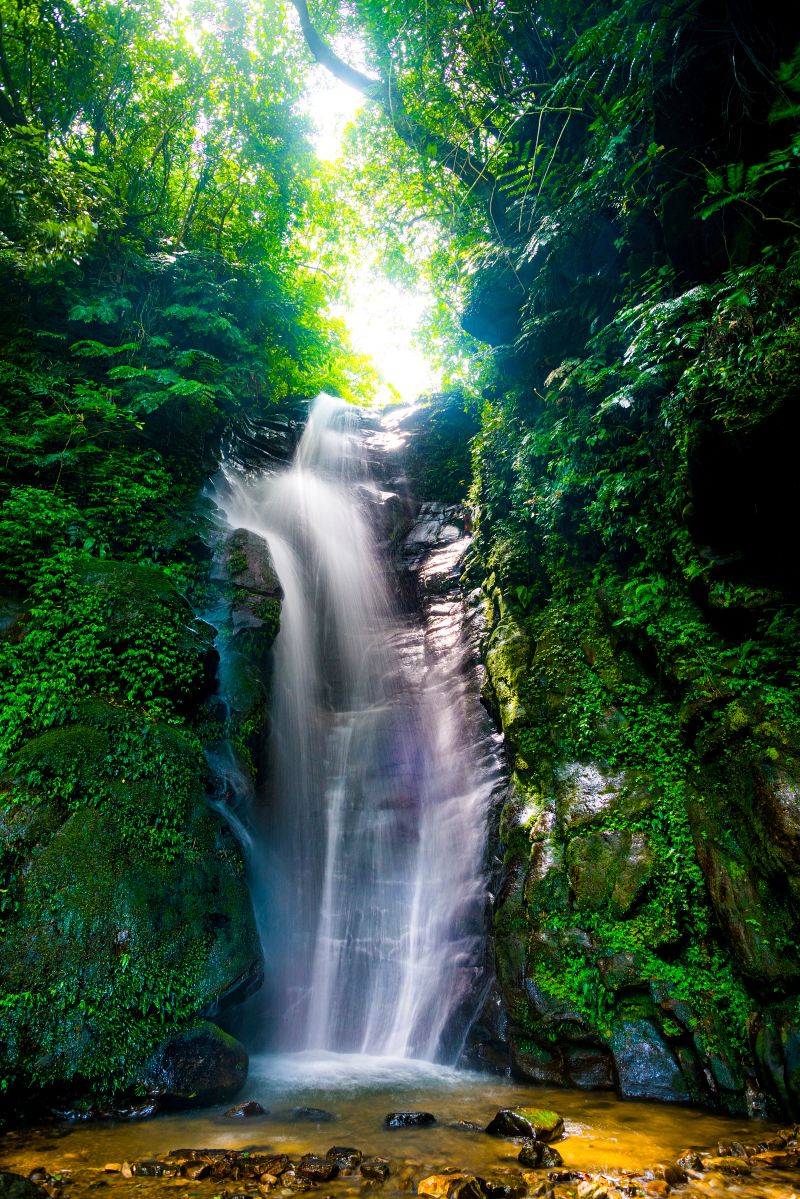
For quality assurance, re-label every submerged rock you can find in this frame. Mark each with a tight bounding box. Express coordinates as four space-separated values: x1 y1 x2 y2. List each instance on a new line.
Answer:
704 1156 752 1175
485 1108 564 1141
751 1150 800 1168
360 1157 391 1181
224 1099 266 1118
128 1161 178 1178
482 1172 527 1199
385 1111 436 1128
287 1105 337 1122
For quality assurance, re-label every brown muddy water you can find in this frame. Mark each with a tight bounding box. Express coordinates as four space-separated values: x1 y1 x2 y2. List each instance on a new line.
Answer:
1 1055 796 1199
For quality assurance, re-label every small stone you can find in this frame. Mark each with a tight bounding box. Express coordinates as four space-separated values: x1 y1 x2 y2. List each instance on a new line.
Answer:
130 1161 178 1178
360 1158 391 1182
385 1111 436 1128
278 1171 311 1193
297 1157 338 1183
182 1163 212 1180
658 1164 687 1186
575 1184 618 1199
486 1109 564 1142
416 1175 483 1199
262 1157 291 1178
482 1174 527 1199
326 1149 362 1171
449 1122 484 1133
518 1143 564 1169
521 1182 554 1199
120 1164 133 1180
102 1165 121 1174
225 1100 267 1118
704 1157 751 1175
751 1151 800 1169
675 1150 703 1172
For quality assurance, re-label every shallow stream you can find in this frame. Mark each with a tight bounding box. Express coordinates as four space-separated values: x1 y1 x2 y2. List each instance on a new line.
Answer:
1 1055 789 1196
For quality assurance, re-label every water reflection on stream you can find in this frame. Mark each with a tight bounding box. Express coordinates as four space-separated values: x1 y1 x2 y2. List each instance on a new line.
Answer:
1 1055 788 1196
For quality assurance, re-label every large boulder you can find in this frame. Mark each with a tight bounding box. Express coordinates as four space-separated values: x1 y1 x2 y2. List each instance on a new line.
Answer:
140 1022 248 1108
0 800 261 1106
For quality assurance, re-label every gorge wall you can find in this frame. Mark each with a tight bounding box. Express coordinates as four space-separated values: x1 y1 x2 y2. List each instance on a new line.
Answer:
440 0 800 1119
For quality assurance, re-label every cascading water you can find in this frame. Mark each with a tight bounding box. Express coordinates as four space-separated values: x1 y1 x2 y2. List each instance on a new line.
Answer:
216 394 499 1062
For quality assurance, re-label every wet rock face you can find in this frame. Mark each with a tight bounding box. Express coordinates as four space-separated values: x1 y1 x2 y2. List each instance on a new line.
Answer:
610 1020 690 1104
483 583 800 1114
565 828 653 916
222 527 282 599
140 1022 248 1108
212 527 282 684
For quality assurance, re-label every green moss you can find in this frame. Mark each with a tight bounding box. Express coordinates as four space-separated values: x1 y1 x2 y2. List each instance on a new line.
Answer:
0 803 259 1098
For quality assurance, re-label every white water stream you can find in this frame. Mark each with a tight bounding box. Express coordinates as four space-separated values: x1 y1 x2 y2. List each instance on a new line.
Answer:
216 395 497 1062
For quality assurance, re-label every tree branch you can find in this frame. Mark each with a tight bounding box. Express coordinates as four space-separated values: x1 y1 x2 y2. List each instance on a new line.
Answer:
290 0 381 97
288 0 507 227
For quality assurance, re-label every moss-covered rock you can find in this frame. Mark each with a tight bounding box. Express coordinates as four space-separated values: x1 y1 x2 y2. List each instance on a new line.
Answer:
0 801 260 1106
479 570 800 1114
139 1021 248 1108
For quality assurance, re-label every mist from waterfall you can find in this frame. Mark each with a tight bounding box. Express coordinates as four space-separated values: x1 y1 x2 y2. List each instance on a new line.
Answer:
216 394 497 1062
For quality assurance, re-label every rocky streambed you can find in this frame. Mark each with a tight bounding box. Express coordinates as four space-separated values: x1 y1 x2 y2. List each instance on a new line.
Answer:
2 1059 799 1199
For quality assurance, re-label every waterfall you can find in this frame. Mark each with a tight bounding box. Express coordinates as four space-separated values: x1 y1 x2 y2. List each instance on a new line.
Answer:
216 394 498 1062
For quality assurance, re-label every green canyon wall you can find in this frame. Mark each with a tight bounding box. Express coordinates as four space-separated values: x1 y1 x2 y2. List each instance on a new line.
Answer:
452 0 800 1118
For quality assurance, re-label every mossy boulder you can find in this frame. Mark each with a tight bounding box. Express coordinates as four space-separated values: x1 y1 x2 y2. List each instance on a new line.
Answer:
5 711 209 850
69 557 217 696
222 527 282 598
485 1107 564 1141
0 801 260 1106
139 1021 248 1108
